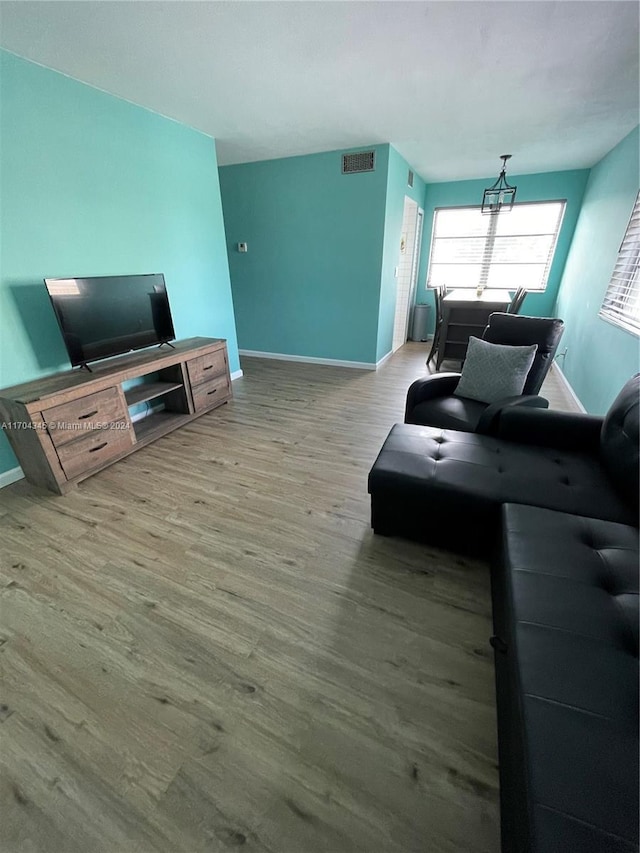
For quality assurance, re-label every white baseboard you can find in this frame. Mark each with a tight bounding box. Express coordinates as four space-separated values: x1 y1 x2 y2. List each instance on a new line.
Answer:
375 350 393 369
551 361 586 412
239 349 379 370
0 466 24 489
230 369 243 380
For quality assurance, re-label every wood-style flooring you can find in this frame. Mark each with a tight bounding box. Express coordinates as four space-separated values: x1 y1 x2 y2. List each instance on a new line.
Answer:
0 341 560 853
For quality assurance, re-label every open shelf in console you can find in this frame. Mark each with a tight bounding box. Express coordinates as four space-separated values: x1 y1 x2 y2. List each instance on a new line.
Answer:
125 364 192 445
124 381 184 408
133 410 192 445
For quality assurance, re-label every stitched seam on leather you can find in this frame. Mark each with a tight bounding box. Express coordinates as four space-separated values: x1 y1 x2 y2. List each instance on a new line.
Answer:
516 619 620 646
509 540 640 555
590 516 618 590
590 522 639 654
512 566 638 588
502 550 536 843
535 803 638 847
608 594 638 658
524 693 609 720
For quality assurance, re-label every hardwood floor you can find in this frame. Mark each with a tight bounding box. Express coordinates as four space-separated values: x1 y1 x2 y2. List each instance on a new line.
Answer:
0 343 505 853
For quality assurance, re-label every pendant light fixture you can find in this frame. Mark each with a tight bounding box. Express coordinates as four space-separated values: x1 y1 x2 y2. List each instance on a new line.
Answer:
482 154 517 214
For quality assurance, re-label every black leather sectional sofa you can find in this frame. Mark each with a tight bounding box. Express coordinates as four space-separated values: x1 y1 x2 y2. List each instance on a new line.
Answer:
368 376 639 853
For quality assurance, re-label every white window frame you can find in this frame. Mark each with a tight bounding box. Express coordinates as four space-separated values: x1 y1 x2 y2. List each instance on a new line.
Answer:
426 200 566 292
599 191 640 337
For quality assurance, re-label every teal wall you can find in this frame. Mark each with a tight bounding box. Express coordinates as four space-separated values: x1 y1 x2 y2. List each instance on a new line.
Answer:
376 146 427 361
555 126 639 414
219 145 389 364
415 168 590 332
0 50 238 478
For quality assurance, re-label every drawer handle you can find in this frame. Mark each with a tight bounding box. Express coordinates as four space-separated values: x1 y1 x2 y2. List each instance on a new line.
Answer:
207 389 217 396
202 365 214 371
89 442 108 453
79 410 99 420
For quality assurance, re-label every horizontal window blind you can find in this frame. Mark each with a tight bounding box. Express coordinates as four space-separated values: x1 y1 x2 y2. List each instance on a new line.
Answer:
427 201 566 291
599 191 640 336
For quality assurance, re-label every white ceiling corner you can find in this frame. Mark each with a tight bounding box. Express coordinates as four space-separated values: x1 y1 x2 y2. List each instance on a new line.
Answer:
0 1 637 182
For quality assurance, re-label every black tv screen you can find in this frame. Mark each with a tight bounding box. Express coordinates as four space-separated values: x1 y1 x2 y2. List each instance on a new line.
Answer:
44 274 176 367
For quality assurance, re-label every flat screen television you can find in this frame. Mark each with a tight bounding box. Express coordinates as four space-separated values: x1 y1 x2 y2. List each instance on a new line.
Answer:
44 274 176 367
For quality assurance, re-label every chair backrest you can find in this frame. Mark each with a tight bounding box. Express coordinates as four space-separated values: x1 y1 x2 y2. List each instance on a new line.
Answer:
600 374 639 514
509 287 527 314
482 312 565 395
432 285 446 324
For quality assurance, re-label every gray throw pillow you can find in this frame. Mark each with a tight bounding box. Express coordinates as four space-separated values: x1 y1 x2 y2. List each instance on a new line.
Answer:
454 336 538 404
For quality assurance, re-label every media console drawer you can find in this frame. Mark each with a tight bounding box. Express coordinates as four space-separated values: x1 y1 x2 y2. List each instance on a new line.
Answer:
42 386 130 447
192 374 231 412
55 426 135 479
187 350 227 385
0 337 232 494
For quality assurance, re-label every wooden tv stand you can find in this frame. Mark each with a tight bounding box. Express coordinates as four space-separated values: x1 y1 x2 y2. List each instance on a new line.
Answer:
0 337 232 495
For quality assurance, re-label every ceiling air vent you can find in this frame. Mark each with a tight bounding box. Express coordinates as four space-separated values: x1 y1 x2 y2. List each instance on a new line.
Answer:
408 169 414 188
342 150 376 174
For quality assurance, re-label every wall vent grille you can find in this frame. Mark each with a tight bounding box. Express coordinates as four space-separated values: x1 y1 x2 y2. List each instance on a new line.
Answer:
342 151 376 174
408 170 414 188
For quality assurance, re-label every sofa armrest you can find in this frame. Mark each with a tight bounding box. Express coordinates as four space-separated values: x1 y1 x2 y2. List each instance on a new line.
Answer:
497 407 604 452
476 395 549 435
405 373 461 422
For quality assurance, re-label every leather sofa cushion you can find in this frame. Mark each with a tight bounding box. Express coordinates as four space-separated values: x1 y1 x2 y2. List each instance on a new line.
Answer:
600 374 639 514
496 504 639 852
407 396 488 431
368 424 636 527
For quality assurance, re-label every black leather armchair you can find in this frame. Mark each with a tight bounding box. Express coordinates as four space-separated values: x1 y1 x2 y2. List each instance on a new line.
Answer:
405 313 565 434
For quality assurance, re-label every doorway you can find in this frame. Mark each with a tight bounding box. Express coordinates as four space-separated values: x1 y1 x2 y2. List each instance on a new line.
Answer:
392 199 424 352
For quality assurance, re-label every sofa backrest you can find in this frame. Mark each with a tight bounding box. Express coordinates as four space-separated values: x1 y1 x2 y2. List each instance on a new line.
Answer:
482 313 565 395
600 374 640 514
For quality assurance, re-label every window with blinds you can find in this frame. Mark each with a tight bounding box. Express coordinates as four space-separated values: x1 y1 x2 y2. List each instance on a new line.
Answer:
426 201 566 291
599 192 640 336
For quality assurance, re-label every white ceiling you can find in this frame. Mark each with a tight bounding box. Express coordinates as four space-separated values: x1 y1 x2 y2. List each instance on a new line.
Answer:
0 1 638 182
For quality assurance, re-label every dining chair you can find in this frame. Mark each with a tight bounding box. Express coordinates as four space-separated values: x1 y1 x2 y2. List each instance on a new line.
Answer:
508 287 527 314
426 285 447 365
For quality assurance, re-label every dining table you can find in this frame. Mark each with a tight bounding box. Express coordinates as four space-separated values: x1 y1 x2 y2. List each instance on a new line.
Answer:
437 288 512 369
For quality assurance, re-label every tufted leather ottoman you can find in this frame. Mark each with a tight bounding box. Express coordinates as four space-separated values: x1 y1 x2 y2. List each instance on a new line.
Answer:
367 422 636 554
493 503 639 852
